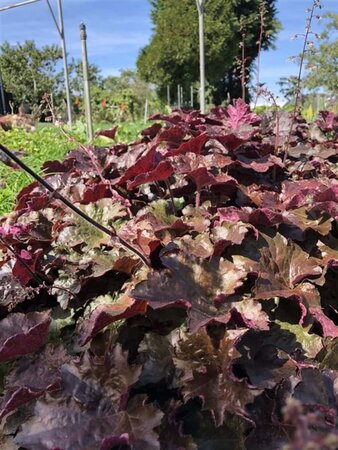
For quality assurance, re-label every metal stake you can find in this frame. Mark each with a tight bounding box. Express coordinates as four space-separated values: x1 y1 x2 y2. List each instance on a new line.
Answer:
46 0 72 125
144 98 149 122
177 84 181 108
0 66 6 114
190 85 194 109
167 85 170 108
56 0 72 126
196 0 206 113
80 23 93 141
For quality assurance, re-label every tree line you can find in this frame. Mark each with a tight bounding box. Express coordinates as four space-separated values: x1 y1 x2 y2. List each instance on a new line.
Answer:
0 1 336 120
0 40 161 122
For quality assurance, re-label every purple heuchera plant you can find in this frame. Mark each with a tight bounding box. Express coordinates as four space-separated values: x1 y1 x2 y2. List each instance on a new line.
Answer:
0 100 338 449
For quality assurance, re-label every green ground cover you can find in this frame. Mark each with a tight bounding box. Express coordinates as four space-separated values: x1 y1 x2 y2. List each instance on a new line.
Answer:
0 121 146 215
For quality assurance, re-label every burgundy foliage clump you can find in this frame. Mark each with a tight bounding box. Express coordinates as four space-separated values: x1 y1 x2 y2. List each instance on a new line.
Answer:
0 101 338 450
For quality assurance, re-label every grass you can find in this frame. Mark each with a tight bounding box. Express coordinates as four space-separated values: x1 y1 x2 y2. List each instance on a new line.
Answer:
0 120 147 216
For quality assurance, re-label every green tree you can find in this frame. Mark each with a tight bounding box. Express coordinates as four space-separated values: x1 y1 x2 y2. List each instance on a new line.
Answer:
68 59 102 96
0 40 62 109
278 76 300 103
66 60 103 118
137 0 279 104
103 69 161 119
304 13 338 94
89 69 162 123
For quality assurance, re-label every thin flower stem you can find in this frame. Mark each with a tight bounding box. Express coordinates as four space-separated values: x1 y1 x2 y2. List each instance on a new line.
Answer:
0 236 46 284
284 1 319 163
0 144 151 267
253 1 266 109
0 236 78 299
241 32 246 101
165 180 177 215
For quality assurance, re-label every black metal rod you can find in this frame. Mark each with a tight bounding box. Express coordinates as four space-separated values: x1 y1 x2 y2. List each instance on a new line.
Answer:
0 236 46 284
0 144 150 267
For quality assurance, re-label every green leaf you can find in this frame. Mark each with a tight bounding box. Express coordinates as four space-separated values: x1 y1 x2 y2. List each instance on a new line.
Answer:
276 321 323 358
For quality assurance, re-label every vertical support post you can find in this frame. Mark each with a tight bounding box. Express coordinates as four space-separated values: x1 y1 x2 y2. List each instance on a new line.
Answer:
180 86 183 107
167 85 170 108
144 98 148 122
190 85 194 109
241 30 246 101
0 66 6 114
196 0 205 113
177 84 181 108
80 23 93 141
56 0 72 126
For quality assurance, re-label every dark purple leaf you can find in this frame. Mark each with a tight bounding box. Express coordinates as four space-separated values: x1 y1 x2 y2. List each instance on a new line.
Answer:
41 158 76 175
0 345 68 419
173 328 260 425
96 126 118 140
315 185 338 203
100 434 130 450
131 252 248 331
60 344 141 412
128 160 173 189
0 272 28 314
156 126 186 145
15 401 119 450
254 233 323 305
165 134 208 157
12 248 43 285
188 168 238 191
0 311 51 363
15 395 163 450
117 146 173 188
78 295 147 346
233 154 284 173
233 327 298 389
310 307 338 337
316 111 338 132
141 123 162 138
214 133 246 152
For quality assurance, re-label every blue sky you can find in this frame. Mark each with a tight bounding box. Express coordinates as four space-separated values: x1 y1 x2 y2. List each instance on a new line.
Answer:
0 0 337 100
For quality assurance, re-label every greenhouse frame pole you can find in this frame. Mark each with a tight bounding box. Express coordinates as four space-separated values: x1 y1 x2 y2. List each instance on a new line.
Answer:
45 0 72 126
0 0 39 12
0 67 6 114
56 0 72 125
80 23 93 141
0 0 72 125
196 0 205 114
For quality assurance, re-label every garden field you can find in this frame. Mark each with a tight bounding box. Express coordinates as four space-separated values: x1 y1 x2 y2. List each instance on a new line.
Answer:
0 121 145 215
